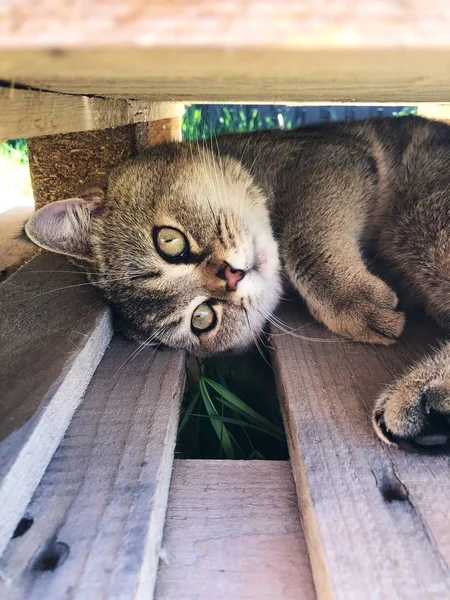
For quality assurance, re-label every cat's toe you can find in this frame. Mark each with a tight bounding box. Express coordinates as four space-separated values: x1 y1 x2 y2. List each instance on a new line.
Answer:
373 387 450 455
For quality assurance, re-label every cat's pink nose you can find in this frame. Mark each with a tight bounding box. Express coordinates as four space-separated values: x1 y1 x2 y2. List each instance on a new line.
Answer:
224 265 245 291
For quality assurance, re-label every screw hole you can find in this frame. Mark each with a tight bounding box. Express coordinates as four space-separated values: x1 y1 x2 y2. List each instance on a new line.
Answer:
12 517 34 539
34 541 70 572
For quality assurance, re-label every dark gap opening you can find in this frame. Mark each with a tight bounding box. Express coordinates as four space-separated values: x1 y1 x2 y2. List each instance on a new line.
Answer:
33 541 70 572
12 516 34 539
377 473 409 503
176 344 288 460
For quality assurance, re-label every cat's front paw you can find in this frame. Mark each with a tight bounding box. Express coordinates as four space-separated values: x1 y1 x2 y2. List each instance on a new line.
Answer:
307 278 405 345
373 379 450 454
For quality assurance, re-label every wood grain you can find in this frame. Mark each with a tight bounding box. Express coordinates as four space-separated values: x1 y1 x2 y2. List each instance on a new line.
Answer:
155 460 316 600
0 88 183 141
0 252 112 558
2 49 450 103
0 337 185 599
271 302 450 600
2 2 450 102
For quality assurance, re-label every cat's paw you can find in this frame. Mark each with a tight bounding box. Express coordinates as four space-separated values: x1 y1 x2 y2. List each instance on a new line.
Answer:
307 278 405 345
373 380 450 454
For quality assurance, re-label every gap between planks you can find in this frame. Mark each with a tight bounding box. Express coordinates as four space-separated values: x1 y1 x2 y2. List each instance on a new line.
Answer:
271 301 450 600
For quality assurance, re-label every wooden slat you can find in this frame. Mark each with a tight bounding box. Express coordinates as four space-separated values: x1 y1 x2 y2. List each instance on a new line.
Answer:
0 2 450 102
0 88 183 141
155 460 315 600
2 49 450 103
2 0 449 49
271 302 450 600
0 337 185 599
0 207 36 277
0 252 112 558
416 103 450 124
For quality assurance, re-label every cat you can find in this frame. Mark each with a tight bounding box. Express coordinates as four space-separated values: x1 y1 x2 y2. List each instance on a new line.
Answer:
24 115 450 453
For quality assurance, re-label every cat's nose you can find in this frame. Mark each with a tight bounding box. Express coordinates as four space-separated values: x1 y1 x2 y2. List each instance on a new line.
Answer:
224 265 245 291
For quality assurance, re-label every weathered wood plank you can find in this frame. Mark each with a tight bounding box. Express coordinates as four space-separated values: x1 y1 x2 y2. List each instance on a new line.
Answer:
0 207 36 278
0 337 185 599
1 1 450 102
2 49 450 103
0 252 112 558
155 460 316 600
0 88 183 141
271 302 450 600
0 0 449 49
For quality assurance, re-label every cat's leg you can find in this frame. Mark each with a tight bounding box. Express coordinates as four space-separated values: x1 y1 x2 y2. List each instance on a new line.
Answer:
282 230 405 345
372 127 450 450
373 343 450 451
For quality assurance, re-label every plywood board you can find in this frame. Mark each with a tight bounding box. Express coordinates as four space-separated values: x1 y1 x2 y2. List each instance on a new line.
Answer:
271 302 450 600
0 252 112 558
156 460 316 600
0 337 185 599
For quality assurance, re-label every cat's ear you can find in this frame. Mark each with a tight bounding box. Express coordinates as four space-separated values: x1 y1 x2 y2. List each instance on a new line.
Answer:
25 189 105 260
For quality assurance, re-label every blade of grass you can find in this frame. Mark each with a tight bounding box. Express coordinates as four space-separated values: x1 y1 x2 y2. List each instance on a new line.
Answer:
191 413 285 441
199 379 236 459
178 392 200 434
203 378 285 439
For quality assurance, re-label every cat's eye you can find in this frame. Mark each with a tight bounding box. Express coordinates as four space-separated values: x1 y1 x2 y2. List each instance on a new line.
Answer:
155 227 188 260
191 302 216 333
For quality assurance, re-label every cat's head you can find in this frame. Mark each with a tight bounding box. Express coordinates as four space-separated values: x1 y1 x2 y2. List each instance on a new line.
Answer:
25 143 281 355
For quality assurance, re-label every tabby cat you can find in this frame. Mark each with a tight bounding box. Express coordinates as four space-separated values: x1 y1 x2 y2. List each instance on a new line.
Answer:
25 116 450 452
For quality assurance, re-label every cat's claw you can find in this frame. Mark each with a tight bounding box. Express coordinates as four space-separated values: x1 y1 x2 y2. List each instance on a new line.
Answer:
373 385 450 454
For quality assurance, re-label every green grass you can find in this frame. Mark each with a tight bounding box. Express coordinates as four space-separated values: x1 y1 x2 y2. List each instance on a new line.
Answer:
177 351 288 460
0 139 33 213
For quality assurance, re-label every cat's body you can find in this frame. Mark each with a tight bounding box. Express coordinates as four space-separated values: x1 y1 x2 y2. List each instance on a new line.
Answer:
25 115 450 452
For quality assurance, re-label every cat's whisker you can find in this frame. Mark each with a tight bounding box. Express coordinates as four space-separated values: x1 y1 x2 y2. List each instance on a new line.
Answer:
257 307 347 343
115 330 163 376
244 307 272 368
10 275 150 303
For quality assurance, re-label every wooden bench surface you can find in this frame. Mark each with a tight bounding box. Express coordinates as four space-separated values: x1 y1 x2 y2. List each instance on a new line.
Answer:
271 302 450 599
1 1 450 102
2 252 450 599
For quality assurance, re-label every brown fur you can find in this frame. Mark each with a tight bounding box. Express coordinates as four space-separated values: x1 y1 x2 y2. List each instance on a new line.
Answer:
25 116 450 452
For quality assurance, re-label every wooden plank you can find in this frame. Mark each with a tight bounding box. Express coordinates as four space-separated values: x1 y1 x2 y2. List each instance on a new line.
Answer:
416 102 450 123
0 207 36 279
0 1 450 102
271 302 450 600
0 252 112 558
0 88 183 141
155 460 316 600
2 49 450 103
1 0 449 49
0 337 185 599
